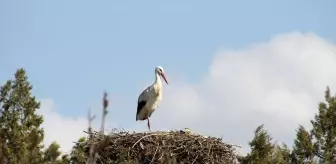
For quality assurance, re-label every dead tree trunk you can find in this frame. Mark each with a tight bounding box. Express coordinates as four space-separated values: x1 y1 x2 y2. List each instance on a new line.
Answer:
87 91 109 164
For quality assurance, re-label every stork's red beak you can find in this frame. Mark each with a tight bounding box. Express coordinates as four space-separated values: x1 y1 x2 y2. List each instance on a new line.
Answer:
160 73 168 84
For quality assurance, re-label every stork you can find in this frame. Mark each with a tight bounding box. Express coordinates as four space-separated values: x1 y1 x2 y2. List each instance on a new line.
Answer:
136 66 168 131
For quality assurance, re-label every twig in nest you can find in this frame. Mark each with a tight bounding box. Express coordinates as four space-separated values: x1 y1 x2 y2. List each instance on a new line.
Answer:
150 145 159 164
131 133 171 148
207 144 212 156
191 154 199 164
118 125 127 133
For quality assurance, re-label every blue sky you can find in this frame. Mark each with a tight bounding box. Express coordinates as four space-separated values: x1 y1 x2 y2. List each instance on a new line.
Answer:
1 0 335 129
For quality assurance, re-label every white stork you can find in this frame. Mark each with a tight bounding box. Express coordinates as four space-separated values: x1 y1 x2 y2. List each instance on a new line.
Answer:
136 66 168 131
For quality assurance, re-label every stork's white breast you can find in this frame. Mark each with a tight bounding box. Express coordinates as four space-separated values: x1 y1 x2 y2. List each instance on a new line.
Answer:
146 90 162 111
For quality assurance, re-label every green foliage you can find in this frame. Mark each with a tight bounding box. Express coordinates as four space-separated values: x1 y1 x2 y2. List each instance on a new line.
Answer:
250 124 274 163
239 124 275 164
311 86 336 163
272 143 292 164
291 125 315 163
0 136 5 163
239 125 292 164
44 141 62 163
0 68 44 164
59 154 71 164
70 137 87 164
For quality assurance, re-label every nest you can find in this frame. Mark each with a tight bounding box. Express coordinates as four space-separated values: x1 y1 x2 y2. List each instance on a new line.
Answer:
85 129 239 164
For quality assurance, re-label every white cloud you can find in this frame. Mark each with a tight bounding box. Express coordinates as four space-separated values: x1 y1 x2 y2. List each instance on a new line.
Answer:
38 99 89 154
38 99 117 154
149 32 336 154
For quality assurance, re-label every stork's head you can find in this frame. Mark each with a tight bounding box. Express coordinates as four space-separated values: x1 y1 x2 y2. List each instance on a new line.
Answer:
155 66 168 84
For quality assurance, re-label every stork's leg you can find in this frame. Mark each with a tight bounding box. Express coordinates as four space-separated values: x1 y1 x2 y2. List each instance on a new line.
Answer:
147 116 151 132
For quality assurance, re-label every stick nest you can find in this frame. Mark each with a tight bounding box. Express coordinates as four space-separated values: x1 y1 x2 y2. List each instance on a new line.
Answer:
85 129 239 164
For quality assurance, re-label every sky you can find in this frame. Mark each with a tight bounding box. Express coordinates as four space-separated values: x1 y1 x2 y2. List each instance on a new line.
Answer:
1 0 336 154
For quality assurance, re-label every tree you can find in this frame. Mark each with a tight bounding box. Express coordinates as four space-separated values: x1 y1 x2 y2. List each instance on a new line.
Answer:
0 68 44 163
238 124 275 164
70 137 87 164
44 141 62 163
272 143 292 164
311 86 336 163
291 125 315 163
0 136 4 163
238 125 293 164
59 154 70 164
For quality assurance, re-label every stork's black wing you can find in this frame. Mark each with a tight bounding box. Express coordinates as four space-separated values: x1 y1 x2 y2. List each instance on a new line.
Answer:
136 86 152 120
136 101 146 120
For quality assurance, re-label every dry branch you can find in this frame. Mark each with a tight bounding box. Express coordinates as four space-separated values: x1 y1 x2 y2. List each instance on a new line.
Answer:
87 108 97 164
87 91 110 164
101 91 109 133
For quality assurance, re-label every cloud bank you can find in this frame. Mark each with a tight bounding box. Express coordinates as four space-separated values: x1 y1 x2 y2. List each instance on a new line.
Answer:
39 32 336 154
39 99 88 154
151 32 336 153
39 99 115 154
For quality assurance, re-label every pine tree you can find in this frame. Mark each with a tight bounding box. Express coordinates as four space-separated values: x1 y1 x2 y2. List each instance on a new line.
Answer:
238 124 275 164
59 154 70 164
272 143 292 164
44 141 62 163
292 125 315 163
0 136 4 163
311 87 336 163
0 68 44 163
70 137 87 164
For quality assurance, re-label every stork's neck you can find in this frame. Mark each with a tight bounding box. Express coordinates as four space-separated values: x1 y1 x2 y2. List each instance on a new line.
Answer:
153 72 162 89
